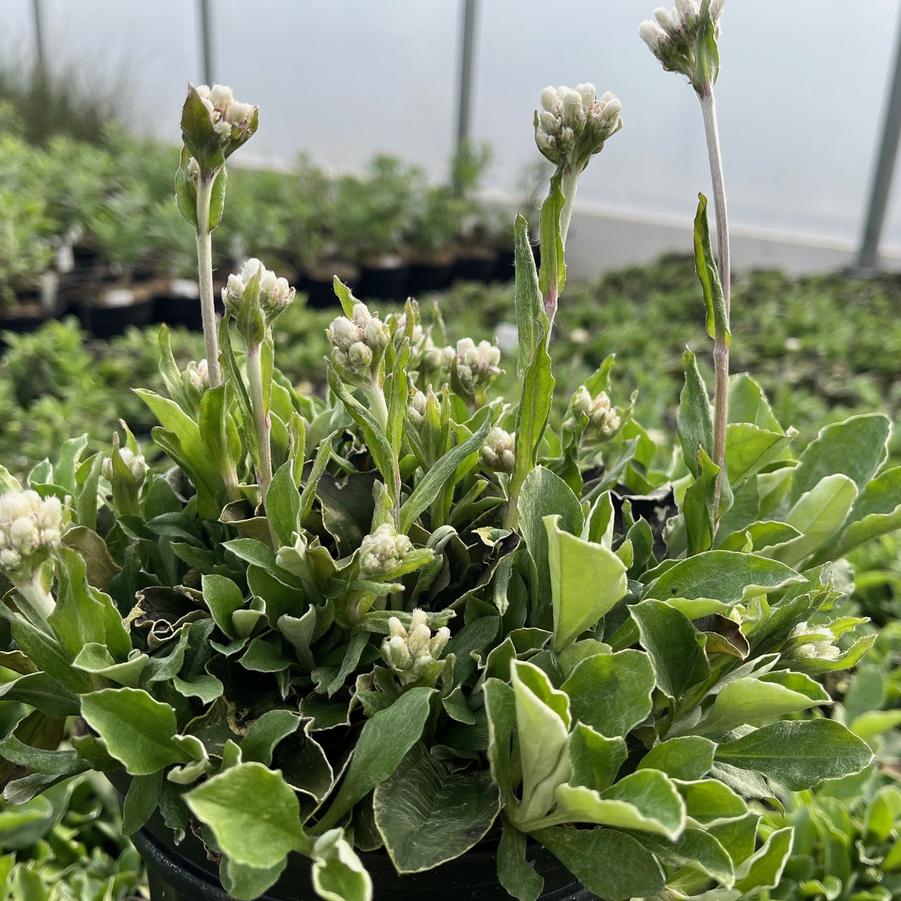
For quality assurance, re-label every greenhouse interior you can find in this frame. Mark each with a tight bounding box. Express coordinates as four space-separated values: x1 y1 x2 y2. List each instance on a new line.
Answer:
0 1 899 900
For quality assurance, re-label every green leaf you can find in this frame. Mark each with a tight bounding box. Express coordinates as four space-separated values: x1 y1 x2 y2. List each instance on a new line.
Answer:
311 828 372 901
767 473 858 567
674 778 747 824
374 743 500 873
677 349 714 479
80 688 184 775
729 374 782 431
693 193 730 344
219 857 286 901
830 464 901 558
537 172 566 299
734 826 793 894
327 364 396 500
61 526 120 590
316 687 435 831
637 736 716 780
121 771 164 835
398 412 492 533
509 336 555 522
544 514 627 650
535 826 665 901
638 827 735 888
72 643 149 688
716 719 874 790
186 762 306 869
697 671 830 735
554 769 686 839
485 678 517 806
645 550 803 602
518 466 582 625
266 460 300 547
513 214 547 378
630 600 709 700
790 413 890 504
510 660 571 825
498 821 543 901
202 573 246 640
725 423 792 487
567 724 627 792
241 710 301 765
683 448 719 555
560 650 654 739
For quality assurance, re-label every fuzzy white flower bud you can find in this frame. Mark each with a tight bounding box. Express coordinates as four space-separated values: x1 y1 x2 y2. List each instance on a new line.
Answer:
190 83 256 152
222 259 295 325
639 20 666 52
534 82 622 169
0 490 64 575
481 427 516 473
327 302 390 379
184 359 210 391
102 447 148 483
788 621 841 662
408 389 427 426
359 523 414 577
454 338 502 396
640 0 723 89
380 608 450 686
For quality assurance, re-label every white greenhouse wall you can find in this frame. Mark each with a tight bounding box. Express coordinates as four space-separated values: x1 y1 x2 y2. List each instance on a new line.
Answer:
4 0 901 275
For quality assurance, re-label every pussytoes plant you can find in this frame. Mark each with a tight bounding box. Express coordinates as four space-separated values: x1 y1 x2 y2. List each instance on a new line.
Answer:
1 5 898 900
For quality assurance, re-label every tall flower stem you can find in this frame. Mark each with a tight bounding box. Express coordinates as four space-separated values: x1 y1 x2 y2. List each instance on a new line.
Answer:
699 88 730 510
195 175 222 388
246 342 272 497
559 168 580 248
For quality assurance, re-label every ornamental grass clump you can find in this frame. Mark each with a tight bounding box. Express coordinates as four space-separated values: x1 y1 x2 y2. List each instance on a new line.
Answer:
1 5 899 900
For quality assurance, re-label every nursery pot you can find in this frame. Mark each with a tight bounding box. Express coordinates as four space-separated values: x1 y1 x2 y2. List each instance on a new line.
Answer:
0 294 53 341
151 277 223 330
407 254 456 295
454 246 497 284
358 255 409 301
492 245 516 283
111 769 585 901
131 816 588 901
301 262 360 310
76 278 159 339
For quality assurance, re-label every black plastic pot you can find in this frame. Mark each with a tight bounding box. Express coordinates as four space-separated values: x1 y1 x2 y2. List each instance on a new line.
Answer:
358 259 409 301
492 246 516 283
301 273 339 310
454 248 497 284
0 303 52 340
130 811 588 901
78 295 157 339
407 257 456 295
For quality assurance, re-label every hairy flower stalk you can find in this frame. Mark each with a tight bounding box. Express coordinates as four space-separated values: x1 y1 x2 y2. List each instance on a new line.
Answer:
223 258 295 496
179 83 259 389
640 0 730 508
534 83 622 329
194 173 220 386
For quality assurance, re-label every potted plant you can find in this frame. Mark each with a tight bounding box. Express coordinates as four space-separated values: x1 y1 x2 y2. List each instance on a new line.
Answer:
0 186 58 334
286 155 343 310
1 6 898 901
451 141 497 284
334 156 418 300
405 183 466 294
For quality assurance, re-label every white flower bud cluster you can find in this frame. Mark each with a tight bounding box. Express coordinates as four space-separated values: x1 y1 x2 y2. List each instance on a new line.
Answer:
787 621 841 662
183 359 210 392
327 303 391 378
102 447 148 483
408 388 427 427
0 490 63 574
195 84 256 142
640 1 724 80
421 336 455 374
381 609 451 686
535 83 622 169
481 427 516 473
360 523 413 577
454 338 502 396
223 258 295 323
564 386 621 437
